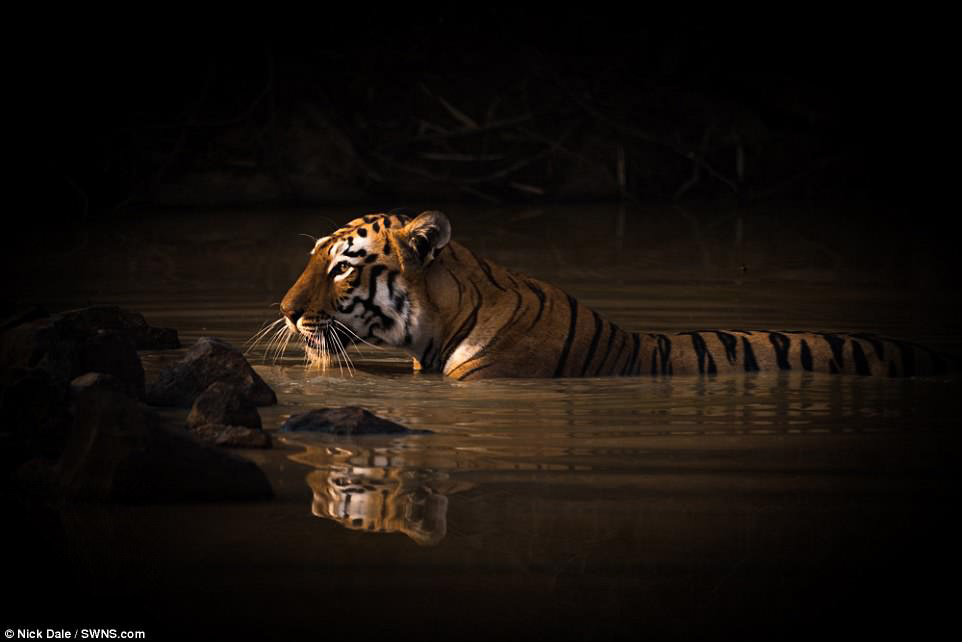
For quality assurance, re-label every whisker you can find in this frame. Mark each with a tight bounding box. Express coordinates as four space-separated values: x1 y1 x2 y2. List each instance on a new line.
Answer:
279 326 295 364
259 327 281 362
328 327 354 377
245 317 286 356
333 318 382 351
330 332 344 377
268 325 289 364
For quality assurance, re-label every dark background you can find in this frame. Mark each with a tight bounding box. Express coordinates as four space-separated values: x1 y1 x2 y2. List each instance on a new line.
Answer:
23 11 946 220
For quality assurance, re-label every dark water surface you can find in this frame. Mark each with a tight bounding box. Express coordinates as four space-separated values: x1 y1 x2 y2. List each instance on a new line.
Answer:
9 205 962 639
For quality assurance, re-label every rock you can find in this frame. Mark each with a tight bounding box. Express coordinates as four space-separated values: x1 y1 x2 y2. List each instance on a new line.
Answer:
143 326 180 350
192 424 273 449
14 458 61 500
59 373 273 502
281 406 430 435
59 305 180 350
0 313 147 397
70 372 131 396
0 305 49 333
0 367 71 470
78 330 145 399
60 372 152 499
186 382 262 430
0 316 80 385
146 337 276 408
111 423 274 502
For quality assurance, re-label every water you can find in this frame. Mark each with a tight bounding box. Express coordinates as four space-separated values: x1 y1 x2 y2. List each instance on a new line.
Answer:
9 204 961 639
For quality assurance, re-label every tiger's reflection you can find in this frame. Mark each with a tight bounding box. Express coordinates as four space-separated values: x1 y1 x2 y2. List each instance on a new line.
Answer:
291 444 467 546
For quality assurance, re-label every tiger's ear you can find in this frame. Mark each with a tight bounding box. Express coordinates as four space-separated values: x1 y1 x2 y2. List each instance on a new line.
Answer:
402 210 451 265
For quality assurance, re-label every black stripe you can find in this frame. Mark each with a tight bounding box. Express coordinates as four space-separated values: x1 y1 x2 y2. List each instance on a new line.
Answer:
449 289 525 372
622 332 641 376
444 268 465 309
822 334 845 374
387 208 412 221
768 332 792 370
525 280 547 330
714 331 738 364
895 341 915 377
649 347 658 375
553 294 579 377
685 332 717 374
440 284 482 366
851 333 885 361
580 311 604 376
608 332 628 377
657 334 672 375
800 339 813 371
593 322 617 376
741 337 760 372
469 249 506 292
851 339 871 376
456 363 495 380
420 338 435 368
524 279 548 330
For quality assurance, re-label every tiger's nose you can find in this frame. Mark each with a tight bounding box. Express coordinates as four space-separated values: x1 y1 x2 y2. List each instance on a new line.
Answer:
282 304 304 325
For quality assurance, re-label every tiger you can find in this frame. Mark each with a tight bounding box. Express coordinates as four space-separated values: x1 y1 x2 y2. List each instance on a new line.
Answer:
279 209 951 380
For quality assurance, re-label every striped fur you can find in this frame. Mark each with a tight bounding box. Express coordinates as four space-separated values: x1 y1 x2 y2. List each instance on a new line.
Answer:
281 210 950 380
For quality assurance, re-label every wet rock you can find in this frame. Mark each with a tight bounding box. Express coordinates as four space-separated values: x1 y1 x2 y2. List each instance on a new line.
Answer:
0 367 71 470
0 313 147 397
186 382 262 430
60 372 152 499
142 325 180 350
60 373 273 502
281 406 430 435
60 305 180 350
70 372 131 397
192 424 273 449
146 337 276 408
0 316 80 385
78 330 145 399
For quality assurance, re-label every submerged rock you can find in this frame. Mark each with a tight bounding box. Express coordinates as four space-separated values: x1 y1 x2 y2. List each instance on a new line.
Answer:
192 424 273 449
186 382 262 430
281 406 430 436
146 337 276 408
111 422 274 501
59 372 273 502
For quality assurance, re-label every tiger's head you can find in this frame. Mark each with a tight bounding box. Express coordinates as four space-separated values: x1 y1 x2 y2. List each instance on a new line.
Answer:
280 210 451 366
